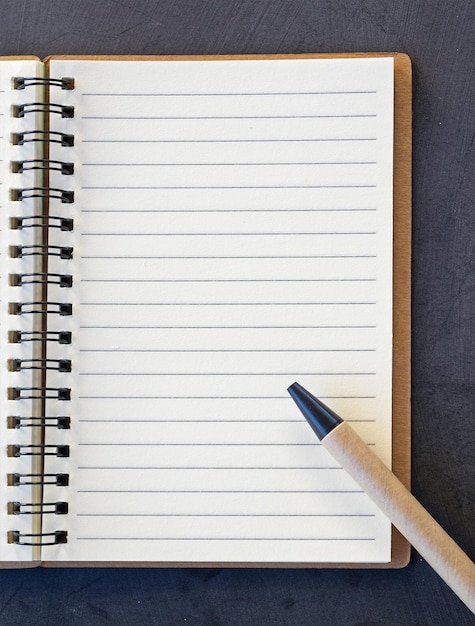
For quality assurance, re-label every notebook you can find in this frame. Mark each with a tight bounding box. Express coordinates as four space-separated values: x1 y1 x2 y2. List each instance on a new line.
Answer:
0 53 411 567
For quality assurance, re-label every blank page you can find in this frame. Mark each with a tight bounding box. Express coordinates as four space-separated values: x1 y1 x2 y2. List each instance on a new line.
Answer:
44 56 394 564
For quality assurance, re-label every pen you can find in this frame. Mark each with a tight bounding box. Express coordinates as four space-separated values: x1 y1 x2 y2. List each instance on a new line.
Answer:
288 381 475 614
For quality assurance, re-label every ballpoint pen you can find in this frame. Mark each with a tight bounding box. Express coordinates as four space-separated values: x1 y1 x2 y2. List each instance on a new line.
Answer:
288 381 475 614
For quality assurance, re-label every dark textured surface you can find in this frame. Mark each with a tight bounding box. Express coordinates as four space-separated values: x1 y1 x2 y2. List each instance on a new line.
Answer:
1 1 474 623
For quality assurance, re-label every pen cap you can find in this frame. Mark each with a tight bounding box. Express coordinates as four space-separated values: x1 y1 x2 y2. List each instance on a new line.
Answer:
288 382 342 440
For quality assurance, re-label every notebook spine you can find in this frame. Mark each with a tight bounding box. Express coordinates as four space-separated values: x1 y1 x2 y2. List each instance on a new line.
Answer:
6 74 75 547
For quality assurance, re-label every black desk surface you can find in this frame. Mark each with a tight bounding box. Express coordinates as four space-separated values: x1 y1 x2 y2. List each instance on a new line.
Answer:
1 1 474 624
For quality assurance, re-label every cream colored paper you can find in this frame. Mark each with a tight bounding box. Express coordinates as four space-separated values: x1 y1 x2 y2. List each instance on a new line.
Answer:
44 56 394 563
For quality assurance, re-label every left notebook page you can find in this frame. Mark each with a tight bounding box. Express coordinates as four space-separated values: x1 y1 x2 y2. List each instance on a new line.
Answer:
0 57 43 565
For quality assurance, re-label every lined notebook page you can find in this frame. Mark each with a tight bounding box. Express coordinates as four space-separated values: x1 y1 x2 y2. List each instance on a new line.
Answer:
0 58 42 562
44 56 394 563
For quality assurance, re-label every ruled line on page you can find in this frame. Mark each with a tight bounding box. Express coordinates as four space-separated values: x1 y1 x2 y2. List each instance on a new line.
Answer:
75 538 376 542
78 372 377 377
75 442 377 448
76 488 364 494
81 90 378 96
76 443 339 447
77 513 375 517
76 417 376 424
80 208 377 213
79 231 377 236
79 302 377 306
82 114 377 120
78 324 377 328
81 185 377 190
82 138 379 143
74 464 357 469
80 279 376 283
76 395 363 400
82 161 377 166
78 348 376 352
80 255 377 260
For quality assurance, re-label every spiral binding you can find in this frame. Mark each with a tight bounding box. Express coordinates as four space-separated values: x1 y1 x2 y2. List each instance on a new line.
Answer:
8 531 68 546
12 102 74 119
11 159 74 175
10 187 74 203
8 330 72 344
7 74 75 547
10 215 74 231
9 273 73 287
9 245 73 259
7 415 71 429
8 359 72 373
13 76 74 90
9 301 73 316
11 131 74 146
8 501 69 515
7 444 70 458
8 388 71 401
7 473 70 487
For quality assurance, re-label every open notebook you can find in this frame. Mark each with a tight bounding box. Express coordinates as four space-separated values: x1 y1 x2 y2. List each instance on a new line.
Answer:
0 54 411 567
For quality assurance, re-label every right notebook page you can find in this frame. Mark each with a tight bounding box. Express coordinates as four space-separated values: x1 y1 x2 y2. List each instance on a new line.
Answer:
44 55 394 564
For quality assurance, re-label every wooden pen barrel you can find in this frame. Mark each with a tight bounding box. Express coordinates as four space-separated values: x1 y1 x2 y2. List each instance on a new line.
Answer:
324 422 475 614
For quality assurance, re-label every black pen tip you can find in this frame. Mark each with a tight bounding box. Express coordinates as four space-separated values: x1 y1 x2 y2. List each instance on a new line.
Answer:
287 382 343 440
